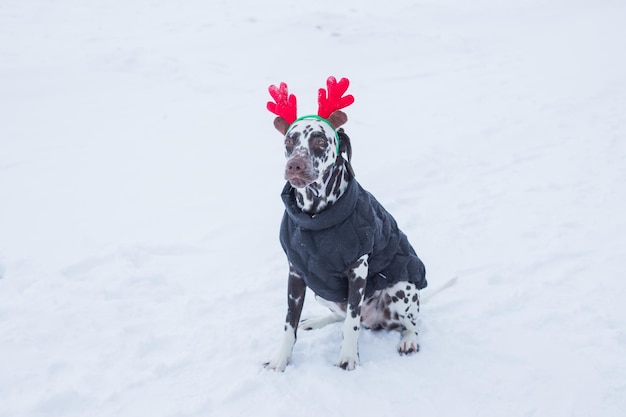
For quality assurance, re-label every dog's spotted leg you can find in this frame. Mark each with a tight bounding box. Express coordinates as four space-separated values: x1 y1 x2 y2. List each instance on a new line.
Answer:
380 282 421 355
337 254 369 370
264 265 307 371
396 283 420 355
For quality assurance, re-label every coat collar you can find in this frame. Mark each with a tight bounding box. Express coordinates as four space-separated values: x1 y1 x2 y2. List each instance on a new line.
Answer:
281 178 359 231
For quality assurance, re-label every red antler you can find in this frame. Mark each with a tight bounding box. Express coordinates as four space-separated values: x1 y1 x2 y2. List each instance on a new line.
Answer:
267 82 297 124
317 76 354 119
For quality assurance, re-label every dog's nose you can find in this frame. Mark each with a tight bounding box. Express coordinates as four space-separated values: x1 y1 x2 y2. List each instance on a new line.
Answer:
287 158 306 173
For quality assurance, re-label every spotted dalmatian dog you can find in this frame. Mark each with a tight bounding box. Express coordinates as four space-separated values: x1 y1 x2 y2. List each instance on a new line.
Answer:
263 77 426 371
264 107 426 371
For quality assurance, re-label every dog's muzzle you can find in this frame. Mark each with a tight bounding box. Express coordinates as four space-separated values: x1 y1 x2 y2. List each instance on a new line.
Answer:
285 156 316 188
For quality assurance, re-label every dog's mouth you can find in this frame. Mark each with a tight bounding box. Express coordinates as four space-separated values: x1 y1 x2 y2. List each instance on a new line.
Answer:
287 176 313 188
285 171 317 188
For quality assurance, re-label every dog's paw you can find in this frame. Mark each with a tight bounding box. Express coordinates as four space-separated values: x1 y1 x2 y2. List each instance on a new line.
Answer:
337 354 359 371
263 356 290 372
398 332 420 355
337 343 360 370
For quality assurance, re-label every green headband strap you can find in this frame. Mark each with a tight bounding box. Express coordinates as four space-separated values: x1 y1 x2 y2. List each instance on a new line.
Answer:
288 115 340 156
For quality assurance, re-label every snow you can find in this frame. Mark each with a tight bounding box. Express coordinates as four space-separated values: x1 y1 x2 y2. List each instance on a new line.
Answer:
1 0 625 416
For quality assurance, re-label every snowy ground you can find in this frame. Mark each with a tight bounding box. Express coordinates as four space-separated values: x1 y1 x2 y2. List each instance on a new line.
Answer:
1 0 626 416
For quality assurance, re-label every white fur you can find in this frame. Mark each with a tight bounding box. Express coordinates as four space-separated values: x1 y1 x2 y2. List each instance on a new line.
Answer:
299 313 343 330
264 324 296 372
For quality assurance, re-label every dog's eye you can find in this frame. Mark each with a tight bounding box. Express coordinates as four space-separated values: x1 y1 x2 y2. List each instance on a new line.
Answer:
314 138 327 148
284 138 296 156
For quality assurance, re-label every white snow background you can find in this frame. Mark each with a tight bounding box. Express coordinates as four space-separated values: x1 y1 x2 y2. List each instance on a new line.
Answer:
1 0 625 416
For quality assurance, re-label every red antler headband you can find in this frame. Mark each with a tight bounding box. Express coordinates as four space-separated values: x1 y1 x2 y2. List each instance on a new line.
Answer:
317 76 354 119
267 76 354 128
266 82 297 124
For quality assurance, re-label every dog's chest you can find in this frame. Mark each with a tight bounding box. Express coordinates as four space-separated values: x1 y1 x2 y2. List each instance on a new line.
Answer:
280 180 377 301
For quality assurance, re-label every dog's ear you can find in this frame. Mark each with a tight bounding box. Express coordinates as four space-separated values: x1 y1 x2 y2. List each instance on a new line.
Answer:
337 128 352 161
328 110 348 129
337 128 355 178
274 116 290 135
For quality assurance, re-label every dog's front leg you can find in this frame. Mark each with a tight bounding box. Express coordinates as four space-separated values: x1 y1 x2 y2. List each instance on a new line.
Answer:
264 265 306 372
337 254 369 370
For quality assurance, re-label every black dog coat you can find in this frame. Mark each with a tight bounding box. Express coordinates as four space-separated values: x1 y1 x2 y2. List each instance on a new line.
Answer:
280 178 427 303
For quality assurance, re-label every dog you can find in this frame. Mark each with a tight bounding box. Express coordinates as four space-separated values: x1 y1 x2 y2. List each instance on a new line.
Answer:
264 77 427 371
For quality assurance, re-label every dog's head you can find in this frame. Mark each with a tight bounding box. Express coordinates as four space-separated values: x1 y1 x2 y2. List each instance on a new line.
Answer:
279 113 347 188
267 77 354 189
